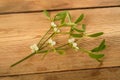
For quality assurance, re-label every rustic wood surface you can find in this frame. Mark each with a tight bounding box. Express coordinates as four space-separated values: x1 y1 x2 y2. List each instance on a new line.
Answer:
0 7 120 77
0 0 120 13
0 67 120 80
0 0 120 79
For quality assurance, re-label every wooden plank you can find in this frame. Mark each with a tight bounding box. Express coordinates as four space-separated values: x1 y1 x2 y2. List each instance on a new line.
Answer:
0 67 120 80
0 7 120 76
0 0 120 13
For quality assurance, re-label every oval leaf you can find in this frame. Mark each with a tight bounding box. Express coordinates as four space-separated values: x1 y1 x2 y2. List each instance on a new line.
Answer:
91 39 106 52
89 53 104 59
71 34 83 38
88 32 104 37
75 14 84 24
82 24 86 32
57 50 65 55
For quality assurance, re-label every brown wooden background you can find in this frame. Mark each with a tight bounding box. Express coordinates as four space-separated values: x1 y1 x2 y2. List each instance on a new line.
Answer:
0 0 120 80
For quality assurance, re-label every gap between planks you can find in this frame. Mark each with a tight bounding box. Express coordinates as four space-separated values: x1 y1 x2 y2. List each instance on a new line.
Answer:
0 5 119 15
0 66 120 77
0 67 120 80
0 0 120 14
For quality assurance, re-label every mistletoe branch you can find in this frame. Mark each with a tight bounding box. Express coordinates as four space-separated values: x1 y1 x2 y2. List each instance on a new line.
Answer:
11 10 106 67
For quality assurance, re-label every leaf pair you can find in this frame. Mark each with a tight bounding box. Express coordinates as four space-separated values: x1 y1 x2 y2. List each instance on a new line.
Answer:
89 39 106 61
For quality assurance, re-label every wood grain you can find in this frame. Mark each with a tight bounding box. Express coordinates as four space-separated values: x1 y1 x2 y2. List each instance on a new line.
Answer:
0 67 120 80
0 7 120 76
0 0 120 13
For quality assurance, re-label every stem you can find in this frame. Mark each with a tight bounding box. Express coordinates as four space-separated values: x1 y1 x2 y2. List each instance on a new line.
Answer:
56 43 68 49
67 12 72 23
37 27 52 47
67 12 74 38
59 32 70 34
11 52 36 67
39 43 49 50
79 47 91 54
39 33 55 49
37 43 69 54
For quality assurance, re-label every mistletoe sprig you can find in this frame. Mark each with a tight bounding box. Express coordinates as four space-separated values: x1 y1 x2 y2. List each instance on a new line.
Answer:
11 10 106 67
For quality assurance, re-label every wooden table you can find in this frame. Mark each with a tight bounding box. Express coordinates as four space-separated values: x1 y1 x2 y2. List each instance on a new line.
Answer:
0 0 120 80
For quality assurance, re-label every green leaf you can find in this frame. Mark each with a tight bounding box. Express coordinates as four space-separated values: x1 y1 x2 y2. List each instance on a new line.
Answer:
54 11 67 23
43 10 50 18
71 34 83 38
99 39 105 48
91 46 106 52
88 32 104 37
82 24 86 32
61 23 76 26
91 39 106 52
89 53 104 59
67 12 72 22
57 50 65 55
75 14 84 24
